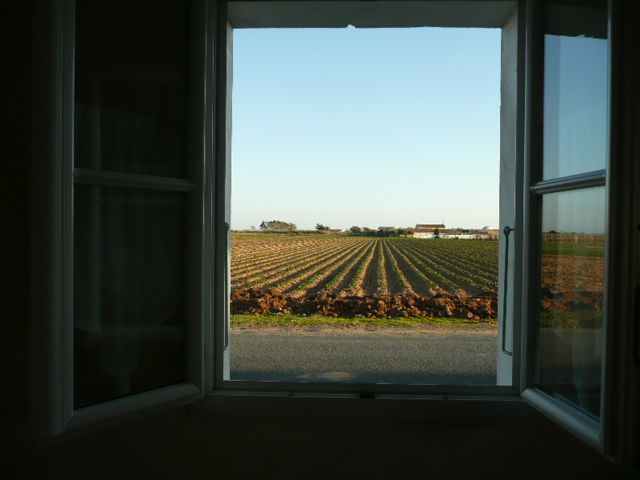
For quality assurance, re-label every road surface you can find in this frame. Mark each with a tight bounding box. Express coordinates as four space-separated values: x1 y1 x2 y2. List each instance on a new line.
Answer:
230 328 497 385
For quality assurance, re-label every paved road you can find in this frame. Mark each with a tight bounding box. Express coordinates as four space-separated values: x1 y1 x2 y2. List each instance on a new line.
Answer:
230 328 497 385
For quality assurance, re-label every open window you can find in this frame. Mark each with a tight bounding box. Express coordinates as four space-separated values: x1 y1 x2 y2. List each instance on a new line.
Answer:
32 0 636 467
32 0 212 432
519 0 633 458
215 0 523 393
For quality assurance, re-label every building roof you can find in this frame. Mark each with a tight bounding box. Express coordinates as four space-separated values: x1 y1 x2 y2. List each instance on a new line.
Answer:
414 223 445 231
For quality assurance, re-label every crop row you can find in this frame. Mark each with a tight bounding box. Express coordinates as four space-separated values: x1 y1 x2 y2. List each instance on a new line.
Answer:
231 235 499 297
231 240 363 290
232 239 355 280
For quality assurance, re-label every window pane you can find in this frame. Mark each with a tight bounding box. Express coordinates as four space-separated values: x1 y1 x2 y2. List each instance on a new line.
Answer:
74 186 186 408
542 0 608 180
74 0 189 177
538 187 605 418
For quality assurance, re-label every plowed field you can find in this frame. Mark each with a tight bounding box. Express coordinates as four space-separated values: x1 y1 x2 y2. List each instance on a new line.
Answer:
230 234 605 321
231 235 499 297
231 234 500 320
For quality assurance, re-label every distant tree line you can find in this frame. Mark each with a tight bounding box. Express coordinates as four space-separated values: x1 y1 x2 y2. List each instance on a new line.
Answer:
256 221 412 237
349 226 413 237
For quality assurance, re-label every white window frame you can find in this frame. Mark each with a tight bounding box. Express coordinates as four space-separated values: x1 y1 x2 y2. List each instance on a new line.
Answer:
212 0 636 463
213 0 524 395
31 0 215 435
30 0 637 467
517 0 638 463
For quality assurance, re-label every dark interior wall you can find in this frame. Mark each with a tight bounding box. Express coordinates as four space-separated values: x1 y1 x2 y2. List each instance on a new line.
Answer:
2 0 34 468
624 0 640 472
7 397 636 480
2 0 639 478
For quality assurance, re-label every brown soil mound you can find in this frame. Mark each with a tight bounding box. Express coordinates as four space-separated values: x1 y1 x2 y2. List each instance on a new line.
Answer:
230 288 498 321
231 287 603 322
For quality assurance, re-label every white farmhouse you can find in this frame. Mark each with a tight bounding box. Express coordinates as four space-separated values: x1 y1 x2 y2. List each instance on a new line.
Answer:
413 223 446 239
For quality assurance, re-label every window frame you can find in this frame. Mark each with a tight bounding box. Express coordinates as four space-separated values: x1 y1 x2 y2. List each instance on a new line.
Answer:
30 0 637 467
519 0 610 451
213 0 525 396
211 1 634 463
31 0 215 435
516 0 636 461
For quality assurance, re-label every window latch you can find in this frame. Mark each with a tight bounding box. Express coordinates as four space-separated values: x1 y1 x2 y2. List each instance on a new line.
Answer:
501 226 514 356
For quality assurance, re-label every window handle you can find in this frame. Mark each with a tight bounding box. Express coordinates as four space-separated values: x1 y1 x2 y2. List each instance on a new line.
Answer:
224 222 230 349
501 226 514 356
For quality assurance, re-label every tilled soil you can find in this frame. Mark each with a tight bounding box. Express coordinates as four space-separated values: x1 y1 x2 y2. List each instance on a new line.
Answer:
231 287 498 321
231 284 604 321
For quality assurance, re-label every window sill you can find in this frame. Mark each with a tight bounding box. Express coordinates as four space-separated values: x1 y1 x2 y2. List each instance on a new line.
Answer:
191 389 535 425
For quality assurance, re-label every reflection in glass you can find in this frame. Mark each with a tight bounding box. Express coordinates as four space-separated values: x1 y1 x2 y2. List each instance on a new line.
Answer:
74 0 189 177
539 187 605 418
543 0 608 180
74 186 186 408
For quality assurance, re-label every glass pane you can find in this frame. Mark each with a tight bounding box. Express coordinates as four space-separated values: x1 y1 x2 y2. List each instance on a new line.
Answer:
538 187 605 418
542 0 608 180
74 186 186 408
74 0 189 177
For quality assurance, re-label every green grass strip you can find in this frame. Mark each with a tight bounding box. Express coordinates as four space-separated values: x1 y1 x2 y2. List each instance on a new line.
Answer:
231 313 496 329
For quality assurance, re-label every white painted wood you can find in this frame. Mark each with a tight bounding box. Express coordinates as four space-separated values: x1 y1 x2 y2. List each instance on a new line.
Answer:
522 388 601 451
200 0 218 395
497 7 521 386
218 0 521 395
32 0 215 436
600 0 639 465
30 0 75 438
222 19 233 381
517 0 630 459
185 0 212 396
68 384 201 430
229 1 517 29
215 381 518 395
213 2 232 385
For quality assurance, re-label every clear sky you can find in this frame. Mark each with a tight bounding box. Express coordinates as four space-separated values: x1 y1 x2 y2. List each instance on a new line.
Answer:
543 34 608 180
541 33 608 234
231 27 501 231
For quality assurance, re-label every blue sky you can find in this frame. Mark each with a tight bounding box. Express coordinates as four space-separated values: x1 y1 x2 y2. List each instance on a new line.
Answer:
231 27 501 231
541 33 608 234
543 34 608 180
